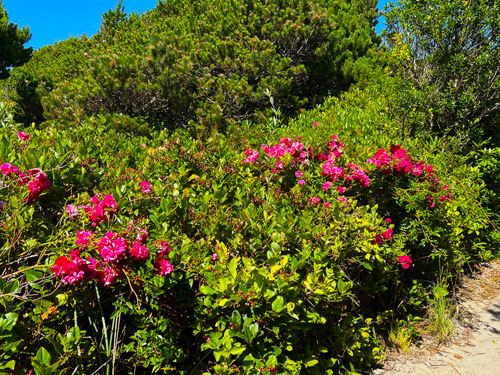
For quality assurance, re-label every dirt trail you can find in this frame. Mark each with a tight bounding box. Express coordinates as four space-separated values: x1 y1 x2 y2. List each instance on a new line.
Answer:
373 261 500 375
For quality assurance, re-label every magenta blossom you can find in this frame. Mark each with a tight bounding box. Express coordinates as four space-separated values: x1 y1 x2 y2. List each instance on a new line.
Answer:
398 255 412 269
130 241 150 262
0 163 19 175
26 171 51 204
17 131 30 141
308 196 321 206
75 230 94 248
383 228 393 240
66 204 78 219
140 181 153 194
155 258 174 276
212 253 219 261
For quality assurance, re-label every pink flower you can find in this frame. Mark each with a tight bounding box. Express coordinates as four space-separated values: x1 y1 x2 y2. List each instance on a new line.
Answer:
156 241 171 257
75 230 94 248
17 171 28 185
324 202 331 208
97 232 128 265
322 181 331 191
280 137 291 144
130 241 150 262
383 228 393 240
242 149 259 164
137 230 148 243
83 194 117 227
98 266 120 287
398 255 412 269
295 170 303 178
0 163 19 175
52 254 97 285
298 179 305 186
427 195 436 208
337 186 346 194
212 253 219 261
140 181 152 194
373 233 384 245
385 218 392 223
17 131 30 141
308 196 321 206
66 204 78 219
313 122 318 128
26 171 51 204
155 258 174 275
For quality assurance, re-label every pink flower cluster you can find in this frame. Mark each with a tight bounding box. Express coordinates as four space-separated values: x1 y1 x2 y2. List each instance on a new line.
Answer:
367 145 453 206
154 241 173 275
368 144 432 177
81 194 117 227
0 163 51 204
316 137 370 189
242 149 259 164
242 137 309 172
398 255 412 269
373 228 393 245
17 131 30 141
52 208 173 286
26 169 51 204
140 181 152 194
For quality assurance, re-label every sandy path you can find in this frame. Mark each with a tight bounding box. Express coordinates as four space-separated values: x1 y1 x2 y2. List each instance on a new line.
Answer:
373 261 500 375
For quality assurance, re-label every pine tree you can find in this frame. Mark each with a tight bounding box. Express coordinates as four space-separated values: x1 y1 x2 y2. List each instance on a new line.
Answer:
0 0 32 78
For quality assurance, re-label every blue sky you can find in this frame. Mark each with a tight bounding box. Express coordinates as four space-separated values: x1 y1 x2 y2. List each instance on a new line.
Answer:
3 0 392 50
3 0 158 49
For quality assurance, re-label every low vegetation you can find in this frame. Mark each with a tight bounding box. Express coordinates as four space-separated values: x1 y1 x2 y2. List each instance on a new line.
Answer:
0 0 498 374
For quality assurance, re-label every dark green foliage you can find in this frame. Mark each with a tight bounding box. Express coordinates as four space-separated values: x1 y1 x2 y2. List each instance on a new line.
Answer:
384 0 500 144
0 1 32 79
4 0 382 130
1 37 90 124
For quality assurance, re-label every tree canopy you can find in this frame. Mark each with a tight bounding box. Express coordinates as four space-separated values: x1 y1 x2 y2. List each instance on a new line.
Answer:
0 0 32 79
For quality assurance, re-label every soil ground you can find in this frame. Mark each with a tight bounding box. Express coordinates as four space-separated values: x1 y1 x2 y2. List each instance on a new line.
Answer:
372 260 500 375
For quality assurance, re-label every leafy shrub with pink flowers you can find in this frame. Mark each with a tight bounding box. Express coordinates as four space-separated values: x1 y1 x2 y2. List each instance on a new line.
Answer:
0 80 498 375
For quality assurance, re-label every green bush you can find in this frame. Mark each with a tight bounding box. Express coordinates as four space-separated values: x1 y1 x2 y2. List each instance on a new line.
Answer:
384 0 500 146
3 0 383 131
1 89 497 373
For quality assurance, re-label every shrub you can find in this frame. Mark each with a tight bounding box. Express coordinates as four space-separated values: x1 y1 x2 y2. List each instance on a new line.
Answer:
4 0 383 131
384 0 500 145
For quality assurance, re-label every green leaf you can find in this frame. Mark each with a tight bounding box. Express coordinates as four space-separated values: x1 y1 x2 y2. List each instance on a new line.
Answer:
0 313 18 332
305 359 319 367
362 262 373 271
228 257 239 280
35 346 52 366
0 360 15 370
230 345 246 355
272 296 285 313
2 280 19 294
248 323 259 338
337 279 347 294
23 269 44 284
200 285 216 295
